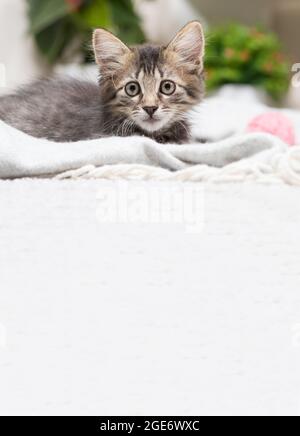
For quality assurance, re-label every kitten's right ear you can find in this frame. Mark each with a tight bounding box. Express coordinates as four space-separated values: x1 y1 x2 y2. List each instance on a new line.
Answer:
93 29 131 74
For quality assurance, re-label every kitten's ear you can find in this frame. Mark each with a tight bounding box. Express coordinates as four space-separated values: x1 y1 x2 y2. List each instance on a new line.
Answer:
93 29 131 74
166 21 205 69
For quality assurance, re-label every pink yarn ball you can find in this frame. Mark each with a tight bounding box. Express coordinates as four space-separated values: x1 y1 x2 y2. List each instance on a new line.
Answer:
247 112 296 146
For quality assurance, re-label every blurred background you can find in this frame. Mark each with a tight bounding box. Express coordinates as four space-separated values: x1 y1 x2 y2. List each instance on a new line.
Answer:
0 0 299 107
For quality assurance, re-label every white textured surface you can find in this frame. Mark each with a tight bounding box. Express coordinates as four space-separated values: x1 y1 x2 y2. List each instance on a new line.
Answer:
0 179 300 416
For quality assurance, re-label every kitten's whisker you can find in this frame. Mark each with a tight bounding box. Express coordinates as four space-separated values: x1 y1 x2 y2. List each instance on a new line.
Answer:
102 115 126 135
125 120 135 136
176 120 190 137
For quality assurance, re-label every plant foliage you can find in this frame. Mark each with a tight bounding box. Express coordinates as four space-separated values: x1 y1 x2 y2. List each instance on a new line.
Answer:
27 0 145 63
205 24 290 100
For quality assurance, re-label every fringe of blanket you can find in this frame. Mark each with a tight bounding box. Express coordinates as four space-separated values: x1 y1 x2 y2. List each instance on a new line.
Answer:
56 145 300 186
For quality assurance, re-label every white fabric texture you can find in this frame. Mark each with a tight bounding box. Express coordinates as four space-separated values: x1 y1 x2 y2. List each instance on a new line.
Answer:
1 179 300 416
0 92 300 184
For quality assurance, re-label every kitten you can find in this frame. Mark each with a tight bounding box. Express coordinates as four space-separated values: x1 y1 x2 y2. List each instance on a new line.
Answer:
0 21 205 144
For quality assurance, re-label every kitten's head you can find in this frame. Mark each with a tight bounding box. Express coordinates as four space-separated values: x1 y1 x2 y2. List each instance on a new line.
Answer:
93 22 205 133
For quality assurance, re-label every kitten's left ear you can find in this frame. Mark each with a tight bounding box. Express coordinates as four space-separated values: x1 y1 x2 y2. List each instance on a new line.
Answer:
166 21 205 69
93 28 132 74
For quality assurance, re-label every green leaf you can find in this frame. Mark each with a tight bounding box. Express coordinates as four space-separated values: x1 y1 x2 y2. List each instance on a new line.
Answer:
108 0 145 44
27 0 145 64
76 0 112 29
205 23 290 100
34 19 75 63
27 0 68 34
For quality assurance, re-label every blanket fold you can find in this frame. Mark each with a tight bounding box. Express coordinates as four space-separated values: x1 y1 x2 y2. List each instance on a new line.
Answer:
0 93 299 183
0 120 287 180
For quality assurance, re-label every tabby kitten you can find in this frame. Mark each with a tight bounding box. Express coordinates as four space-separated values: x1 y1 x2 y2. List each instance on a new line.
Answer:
0 21 205 144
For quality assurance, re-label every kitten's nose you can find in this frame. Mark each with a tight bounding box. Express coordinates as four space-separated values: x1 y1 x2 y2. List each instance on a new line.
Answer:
143 106 158 118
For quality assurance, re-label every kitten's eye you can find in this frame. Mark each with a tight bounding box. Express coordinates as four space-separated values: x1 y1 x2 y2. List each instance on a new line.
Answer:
125 82 141 97
160 80 176 96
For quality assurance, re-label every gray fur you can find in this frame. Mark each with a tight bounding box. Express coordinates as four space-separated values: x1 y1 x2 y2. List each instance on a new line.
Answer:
0 26 205 144
0 78 105 142
0 74 199 144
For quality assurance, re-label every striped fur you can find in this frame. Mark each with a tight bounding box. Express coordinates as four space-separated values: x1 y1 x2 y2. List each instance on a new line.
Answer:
0 22 205 144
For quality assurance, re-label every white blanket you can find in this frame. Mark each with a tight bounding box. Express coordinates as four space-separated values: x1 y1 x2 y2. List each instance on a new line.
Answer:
1 91 300 184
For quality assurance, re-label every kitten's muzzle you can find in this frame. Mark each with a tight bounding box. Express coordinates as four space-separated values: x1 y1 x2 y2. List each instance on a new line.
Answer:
143 106 158 118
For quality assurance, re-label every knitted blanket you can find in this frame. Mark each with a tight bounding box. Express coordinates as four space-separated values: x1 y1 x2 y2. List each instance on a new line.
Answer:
0 93 299 184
